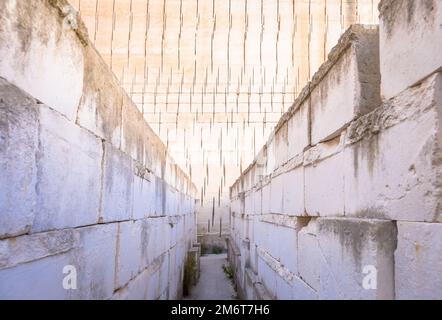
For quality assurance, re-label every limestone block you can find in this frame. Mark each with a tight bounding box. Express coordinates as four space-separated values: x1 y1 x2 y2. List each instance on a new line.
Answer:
76 46 123 146
245 268 257 299
0 0 84 120
133 174 154 220
257 215 299 275
0 224 117 300
149 218 171 261
291 276 318 300
257 253 277 299
73 223 118 300
253 189 262 215
244 191 253 214
33 106 103 232
277 225 297 275
298 220 320 291
282 167 304 216
167 246 179 299
101 143 134 223
395 222 442 299
304 151 345 217
112 269 150 300
0 241 7 267
147 177 158 217
344 73 442 222
270 174 284 214
379 0 442 100
169 218 179 248
257 220 274 256
266 137 277 174
122 93 161 171
0 80 38 238
146 271 161 300
287 102 310 159
154 177 166 216
317 218 396 300
261 183 271 214
0 229 77 270
253 218 265 249
276 275 293 300
274 122 289 168
0 252 75 300
158 254 170 298
115 221 143 289
310 25 380 144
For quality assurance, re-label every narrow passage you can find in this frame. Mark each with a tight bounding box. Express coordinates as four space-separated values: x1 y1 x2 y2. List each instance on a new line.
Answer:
185 254 237 300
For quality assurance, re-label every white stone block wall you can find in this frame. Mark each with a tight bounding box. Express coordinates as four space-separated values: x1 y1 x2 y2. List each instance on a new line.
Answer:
228 2 442 300
379 0 442 100
0 0 197 300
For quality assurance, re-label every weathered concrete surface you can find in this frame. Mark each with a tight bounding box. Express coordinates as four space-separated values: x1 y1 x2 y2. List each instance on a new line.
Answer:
0 0 197 300
379 0 442 100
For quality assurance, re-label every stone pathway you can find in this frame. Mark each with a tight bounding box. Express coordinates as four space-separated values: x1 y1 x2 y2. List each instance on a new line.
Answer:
185 254 237 300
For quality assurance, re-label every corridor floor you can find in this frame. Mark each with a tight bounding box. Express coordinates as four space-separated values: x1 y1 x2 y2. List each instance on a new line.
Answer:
185 254 237 300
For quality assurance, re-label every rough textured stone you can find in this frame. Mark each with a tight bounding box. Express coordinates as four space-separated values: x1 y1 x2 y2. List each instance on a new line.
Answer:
395 222 442 300
0 0 197 301
229 6 442 300
310 25 380 144
76 46 123 146
282 166 304 216
287 102 310 159
72 223 117 300
115 221 143 289
0 252 75 300
0 229 77 270
298 220 320 291
344 73 442 222
112 268 150 300
121 94 148 165
0 80 38 238
317 218 396 300
101 143 134 223
291 276 318 300
33 106 103 232
269 174 284 214
133 173 155 220
0 0 84 120
379 0 442 99
304 151 345 217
